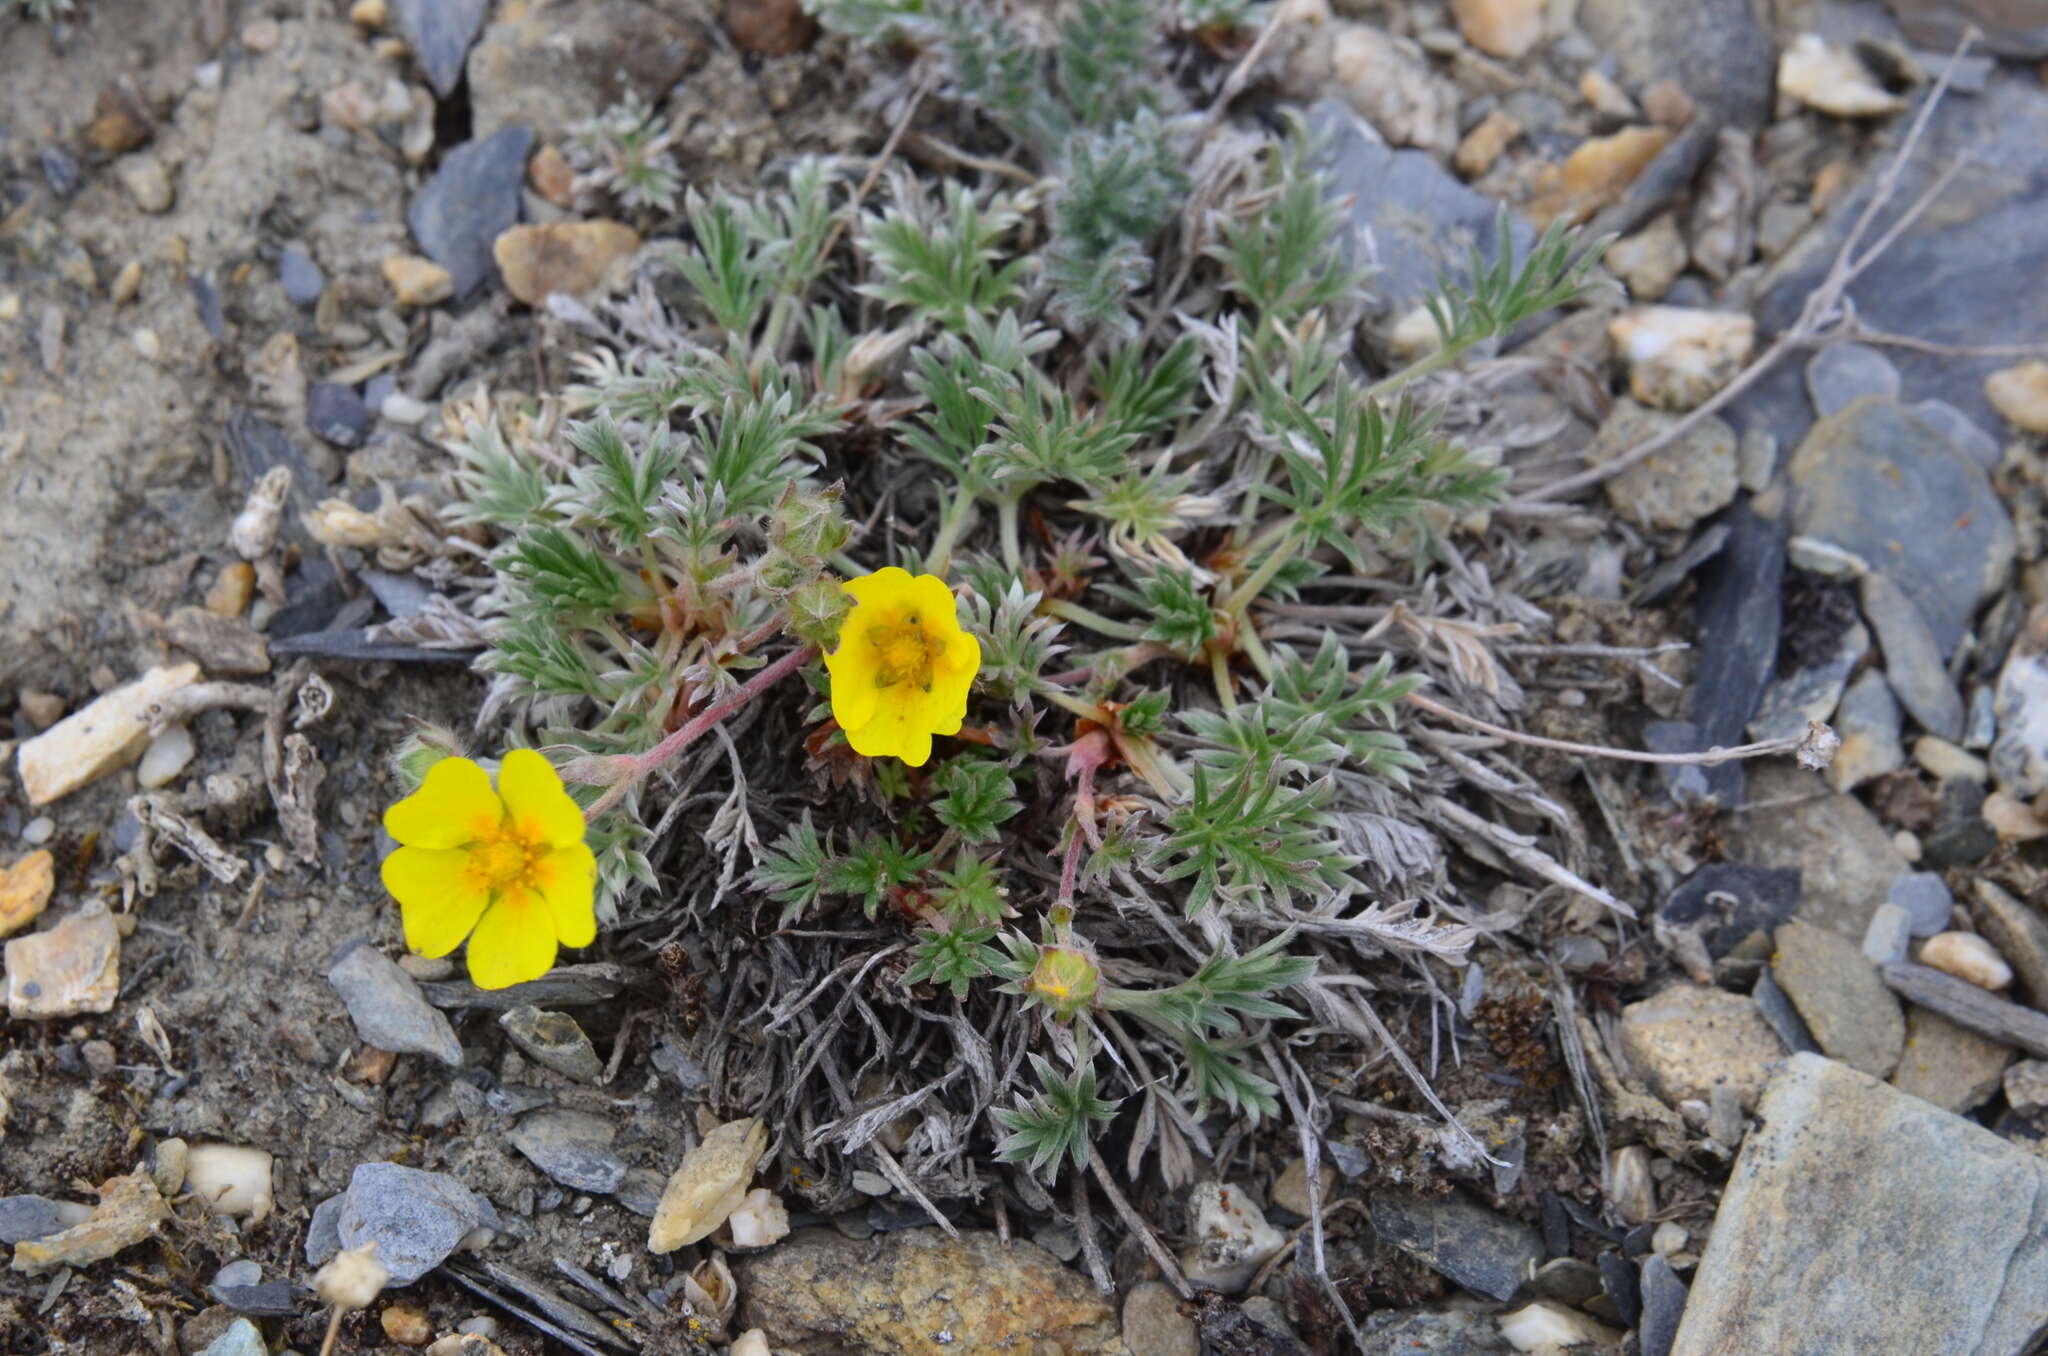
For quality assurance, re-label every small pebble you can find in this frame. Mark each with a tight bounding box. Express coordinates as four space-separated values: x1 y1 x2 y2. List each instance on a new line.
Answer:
137 724 195 790
19 691 64 729
380 1302 433 1346
241 18 280 52
1888 872 1954 938
1861 903 1912 966
22 818 55 846
213 1259 262 1288
381 392 436 425
1915 735 1989 784
278 247 326 306
307 383 369 448
1919 932 2013 991
1651 1221 1688 1257
206 563 256 617
111 260 144 305
2005 1060 2048 1113
1891 830 1922 861
133 328 161 361
39 146 82 198
382 254 454 307
115 154 174 213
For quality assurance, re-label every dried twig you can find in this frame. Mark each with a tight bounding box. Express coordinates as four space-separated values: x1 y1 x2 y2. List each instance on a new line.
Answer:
1406 691 1831 769
1507 31 1978 509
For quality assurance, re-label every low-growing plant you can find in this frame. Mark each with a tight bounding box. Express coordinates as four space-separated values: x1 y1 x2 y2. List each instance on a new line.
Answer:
414 0 1604 1249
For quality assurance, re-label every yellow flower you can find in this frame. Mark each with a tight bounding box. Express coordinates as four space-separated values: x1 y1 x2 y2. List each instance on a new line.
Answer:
379 750 597 990
825 566 981 768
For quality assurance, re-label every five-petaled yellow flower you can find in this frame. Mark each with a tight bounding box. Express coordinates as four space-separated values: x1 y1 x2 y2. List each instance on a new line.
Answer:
826 567 981 768
380 750 597 990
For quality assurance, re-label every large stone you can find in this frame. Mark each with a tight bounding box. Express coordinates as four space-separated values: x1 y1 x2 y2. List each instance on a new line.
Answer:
1828 669 1905 792
1973 879 2048 1007
1575 0 1776 124
1367 1191 1545 1302
1772 921 1906 1079
1993 642 2048 798
732 1229 1121 1354
1788 398 2011 661
1859 572 1965 740
1750 77 2048 439
1749 621 1867 743
650 1117 767 1253
467 0 706 143
1722 762 1909 940
327 940 464 1067
1306 100 1534 341
1588 398 1738 531
1673 1053 2048 1355
1883 0 2048 59
1621 983 1785 1112
0 1195 90 1244
333 1163 488 1287
1362 1303 1516 1353
1892 1006 2012 1113
492 222 641 306
408 126 533 300
15 662 200 806
5 904 121 1019
509 1110 627 1193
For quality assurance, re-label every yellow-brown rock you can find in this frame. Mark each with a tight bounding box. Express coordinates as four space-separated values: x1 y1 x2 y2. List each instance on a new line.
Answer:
733 1229 1125 1354
206 562 257 617
1533 126 1672 225
648 1117 767 1253
8 1173 168 1275
0 850 55 939
15 662 200 806
1987 359 2048 434
527 144 576 208
1454 109 1522 178
1450 0 1543 59
382 254 454 307
5 904 121 1019
492 222 641 306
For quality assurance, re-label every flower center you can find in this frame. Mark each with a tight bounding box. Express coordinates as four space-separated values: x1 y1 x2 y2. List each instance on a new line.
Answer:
869 612 945 692
469 823 543 893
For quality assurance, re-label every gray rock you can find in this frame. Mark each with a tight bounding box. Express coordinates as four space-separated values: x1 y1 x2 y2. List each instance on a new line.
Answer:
1752 970 1821 1055
39 145 82 198
1992 648 2048 796
1360 1304 1514 1353
1883 0 2048 59
278 247 325 306
408 125 533 300
1860 571 1965 739
1889 872 1954 939
1752 77 2048 438
210 1281 299 1316
1576 0 1776 123
1308 100 1535 340
1892 1006 2012 1114
1972 879 2048 1007
1862 903 1914 967
1662 864 1802 959
1672 1053 2048 1355
1368 1191 1545 1302
616 1167 666 1219
419 1079 489 1131
327 940 463 1067
1748 621 1867 743
195 1320 266 1356
467 0 706 143
1828 670 1904 792
212 1259 262 1288
509 1109 627 1193
1123 1280 1200 1356
1967 684 1997 749
0 1195 89 1244
1590 398 1739 531
391 0 489 97
1640 1255 1687 1356
1790 398 2012 661
304 1193 343 1266
1909 399 2000 470
306 382 368 450
335 1162 487 1286
1772 921 1906 1079
1723 762 1909 940
651 1040 708 1092
1805 343 1901 417
1644 720 1714 804
499 1006 605 1082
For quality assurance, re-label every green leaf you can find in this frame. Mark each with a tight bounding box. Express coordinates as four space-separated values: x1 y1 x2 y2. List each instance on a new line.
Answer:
753 813 834 923
994 1054 1121 1179
564 416 681 547
932 757 1023 845
448 416 553 528
1210 118 1367 327
498 527 626 613
1103 565 1215 661
1155 762 1358 914
928 852 1009 925
857 179 1030 330
902 922 1001 998
1110 932 1317 1038
824 833 935 917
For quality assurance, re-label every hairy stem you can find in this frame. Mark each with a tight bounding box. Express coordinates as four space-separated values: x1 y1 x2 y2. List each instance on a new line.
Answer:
586 643 817 821
1041 596 1147 641
924 486 982 579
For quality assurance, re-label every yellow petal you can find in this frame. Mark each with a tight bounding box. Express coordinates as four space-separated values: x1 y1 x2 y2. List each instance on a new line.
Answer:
933 624 981 689
381 846 490 957
496 748 585 848
825 628 882 733
904 572 960 626
842 565 914 611
384 756 503 848
533 842 598 949
465 891 559 989
924 648 978 737
844 696 936 767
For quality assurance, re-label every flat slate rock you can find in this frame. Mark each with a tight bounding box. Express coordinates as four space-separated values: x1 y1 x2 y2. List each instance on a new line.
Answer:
408 125 532 300
1673 1053 2048 1355
332 1162 488 1286
1688 500 1785 805
1368 1191 1544 1302
327 940 464 1067
1576 0 1776 124
1308 99 1534 337
1722 763 1906 941
1771 920 1905 1079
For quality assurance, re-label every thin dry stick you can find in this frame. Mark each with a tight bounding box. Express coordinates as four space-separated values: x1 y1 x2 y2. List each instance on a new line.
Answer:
1507 31 1978 509
1405 690 1821 768
1262 1036 1367 1353
816 74 937 264
1088 1152 1192 1298
1071 1172 1113 1295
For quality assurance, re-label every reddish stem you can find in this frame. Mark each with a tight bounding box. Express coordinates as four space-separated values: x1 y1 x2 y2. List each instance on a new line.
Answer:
585 644 818 822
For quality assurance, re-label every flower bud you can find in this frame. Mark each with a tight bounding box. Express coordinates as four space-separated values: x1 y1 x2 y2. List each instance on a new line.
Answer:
770 483 851 561
1026 945 1100 1019
392 725 462 792
556 753 636 787
786 576 853 649
314 1242 389 1309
